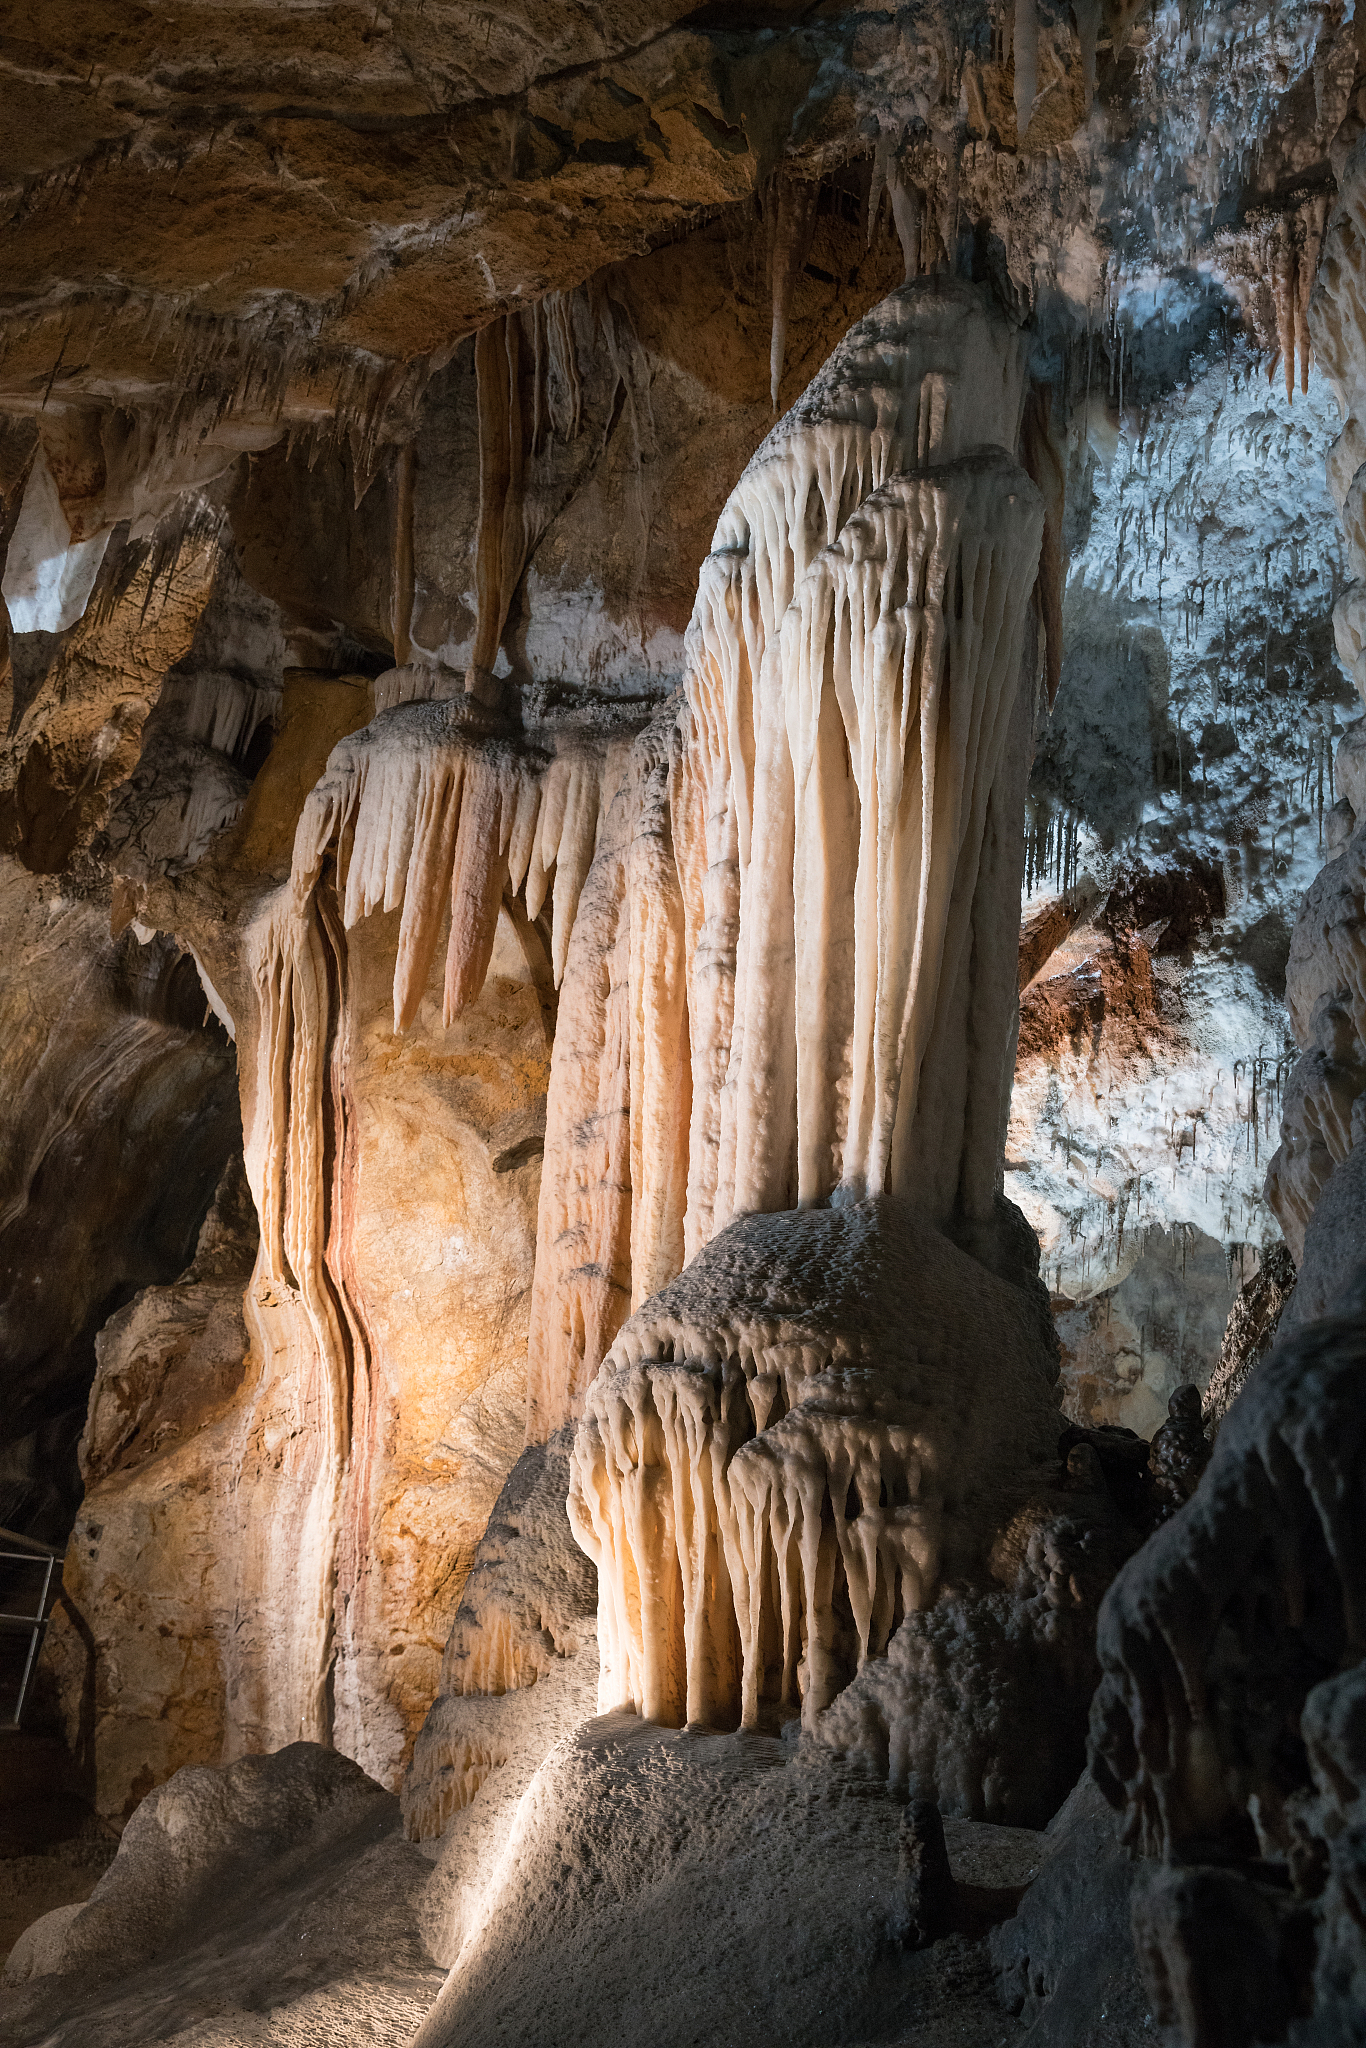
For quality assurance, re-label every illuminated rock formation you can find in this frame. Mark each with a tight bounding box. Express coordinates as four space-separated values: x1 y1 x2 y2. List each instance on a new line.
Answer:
567 1201 1121 1822
1087 1277 1366 2044
6 17 1366 2042
554 283 1123 1812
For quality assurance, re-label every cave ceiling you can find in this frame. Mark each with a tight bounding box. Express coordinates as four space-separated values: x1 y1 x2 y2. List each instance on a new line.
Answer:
0 0 1351 435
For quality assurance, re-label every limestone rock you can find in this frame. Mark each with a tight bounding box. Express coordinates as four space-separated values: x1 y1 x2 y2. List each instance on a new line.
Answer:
1 8 1364 2042
1283 1144 1366 1331
0 859 239 1547
1265 823 1366 1263
403 1430 599 1966
1145 1387 1212 1521
991 1771 1153 2046
0 1743 443 2045
1087 1285 1366 2044
1130 1862 1318 2048
31 1156 255 1818
80 1153 256 1490
1090 1286 1366 1859
407 1710 1043 2048
1205 1242 1297 1429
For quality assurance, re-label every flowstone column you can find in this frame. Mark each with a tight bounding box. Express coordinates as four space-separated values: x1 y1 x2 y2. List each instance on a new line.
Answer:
566 280 1123 1823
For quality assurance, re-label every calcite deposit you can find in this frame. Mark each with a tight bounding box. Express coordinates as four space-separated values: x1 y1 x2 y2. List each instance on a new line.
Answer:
3 0 1366 2043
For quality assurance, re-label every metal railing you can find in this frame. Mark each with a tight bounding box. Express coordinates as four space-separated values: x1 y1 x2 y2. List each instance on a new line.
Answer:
1 1543 61 1729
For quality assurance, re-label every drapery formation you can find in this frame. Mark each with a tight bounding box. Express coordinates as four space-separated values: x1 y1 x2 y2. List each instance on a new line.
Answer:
569 1337 939 1732
564 281 1050 1734
237 278 1048 1747
564 1198 1069 1749
698 453 1042 1234
236 694 642 1747
673 277 1037 1260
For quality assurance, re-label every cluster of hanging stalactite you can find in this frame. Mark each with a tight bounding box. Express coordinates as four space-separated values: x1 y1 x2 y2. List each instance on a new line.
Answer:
568 1323 938 1732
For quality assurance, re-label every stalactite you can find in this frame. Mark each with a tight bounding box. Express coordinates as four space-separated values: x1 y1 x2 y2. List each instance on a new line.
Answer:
1019 384 1067 706
566 1234 942 1733
1296 194 1328 396
866 133 891 249
287 702 632 1035
1075 0 1102 110
769 172 819 413
469 317 526 705
889 175 923 284
1014 0 1039 141
178 671 278 760
1274 215 1298 403
525 712 686 1438
392 440 415 666
241 890 360 1746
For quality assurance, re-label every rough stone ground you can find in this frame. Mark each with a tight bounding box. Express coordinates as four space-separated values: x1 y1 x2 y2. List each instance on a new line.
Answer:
0 1834 115 1977
0 1721 1148 2048
413 1713 1057 2048
0 1745 444 2048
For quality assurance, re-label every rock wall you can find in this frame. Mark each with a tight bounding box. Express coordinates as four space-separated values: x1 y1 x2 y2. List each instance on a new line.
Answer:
1265 134 1366 1331
0 863 239 1548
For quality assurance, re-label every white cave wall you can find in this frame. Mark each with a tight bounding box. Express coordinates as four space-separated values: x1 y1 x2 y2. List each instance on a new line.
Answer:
1007 329 1354 1420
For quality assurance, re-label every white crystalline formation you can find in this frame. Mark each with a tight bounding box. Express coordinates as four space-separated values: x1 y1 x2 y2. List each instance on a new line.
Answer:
569 282 1051 1739
565 1200 1071 1780
244 279 1051 1753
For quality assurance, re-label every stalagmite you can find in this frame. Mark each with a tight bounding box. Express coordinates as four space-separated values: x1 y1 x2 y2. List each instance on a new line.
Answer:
564 282 1091 1812
678 279 1036 1255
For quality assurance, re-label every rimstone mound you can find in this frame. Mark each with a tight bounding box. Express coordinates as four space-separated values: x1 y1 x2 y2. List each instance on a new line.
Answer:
569 1199 1125 1822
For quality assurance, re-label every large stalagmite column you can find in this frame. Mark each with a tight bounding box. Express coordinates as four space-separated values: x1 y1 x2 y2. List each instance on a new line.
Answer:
560 283 1108 1820
230 278 1076 1814
677 276 1038 1256
529 280 1047 1434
